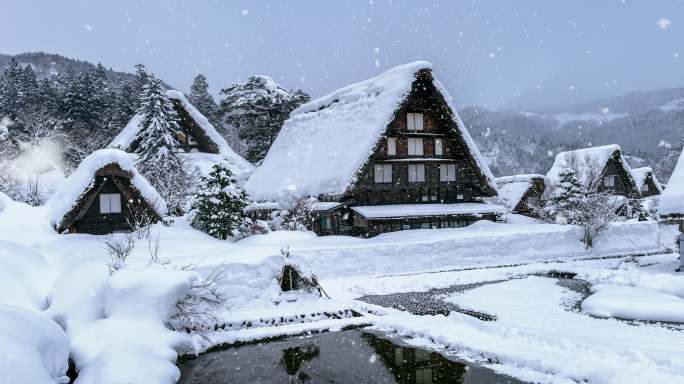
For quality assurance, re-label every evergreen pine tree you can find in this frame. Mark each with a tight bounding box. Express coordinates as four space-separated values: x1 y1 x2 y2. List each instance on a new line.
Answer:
219 76 310 163
134 71 193 215
188 74 220 129
547 169 585 223
191 163 249 240
0 59 22 119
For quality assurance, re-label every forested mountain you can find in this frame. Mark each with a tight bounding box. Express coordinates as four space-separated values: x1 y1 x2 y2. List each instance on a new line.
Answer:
2 51 683 183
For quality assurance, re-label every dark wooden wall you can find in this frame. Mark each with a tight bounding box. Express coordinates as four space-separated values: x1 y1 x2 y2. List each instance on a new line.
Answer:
71 177 132 235
347 71 494 206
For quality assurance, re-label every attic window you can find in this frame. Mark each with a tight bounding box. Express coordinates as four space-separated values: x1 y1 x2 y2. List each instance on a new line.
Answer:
100 193 122 214
407 112 424 131
603 175 616 188
408 138 424 156
641 184 649 192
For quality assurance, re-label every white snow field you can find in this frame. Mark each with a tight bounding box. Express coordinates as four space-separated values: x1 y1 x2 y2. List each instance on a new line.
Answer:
0 193 683 383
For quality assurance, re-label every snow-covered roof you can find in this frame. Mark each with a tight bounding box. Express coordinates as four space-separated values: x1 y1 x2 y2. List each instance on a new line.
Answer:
311 201 344 212
47 148 167 228
492 174 544 210
659 150 684 217
244 61 496 203
546 144 635 192
632 167 663 193
109 90 253 179
351 203 507 219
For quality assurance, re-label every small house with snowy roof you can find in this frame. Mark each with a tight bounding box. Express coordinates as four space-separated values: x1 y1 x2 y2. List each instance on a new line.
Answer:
631 167 662 198
109 90 253 180
491 174 545 217
48 148 167 235
545 144 640 199
245 61 505 237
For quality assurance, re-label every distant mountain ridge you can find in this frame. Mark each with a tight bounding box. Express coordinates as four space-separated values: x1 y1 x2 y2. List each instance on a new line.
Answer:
0 52 136 82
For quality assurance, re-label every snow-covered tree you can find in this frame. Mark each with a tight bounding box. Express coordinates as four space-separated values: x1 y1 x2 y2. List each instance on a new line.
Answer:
574 192 618 248
545 169 584 223
188 74 220 129
190 163 249 240
134 71 193 215
219 76 310 163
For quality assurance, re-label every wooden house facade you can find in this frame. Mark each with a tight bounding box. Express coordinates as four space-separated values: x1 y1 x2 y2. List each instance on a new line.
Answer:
245 62 504 237
48 149 166 235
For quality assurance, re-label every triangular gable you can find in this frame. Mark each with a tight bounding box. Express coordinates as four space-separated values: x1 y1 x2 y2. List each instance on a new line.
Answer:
48 149 167 232
245 61 497 203
632 167 663 195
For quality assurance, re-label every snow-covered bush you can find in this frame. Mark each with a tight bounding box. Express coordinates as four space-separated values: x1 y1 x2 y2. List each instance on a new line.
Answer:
170 264 228 331
279 196 316 231
102 232 135 274
277 248 328 298
190 162 249 240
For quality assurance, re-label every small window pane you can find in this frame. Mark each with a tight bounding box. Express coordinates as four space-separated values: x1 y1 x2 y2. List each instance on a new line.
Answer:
527 196 540 207
604 175 615 187
641 184 649 192
408 138 423 156
415 113 424 130
440 164 456 182
375 164 392 183
387 137 397 156
409 164 425 182
435 138 443 156
100 193 122 214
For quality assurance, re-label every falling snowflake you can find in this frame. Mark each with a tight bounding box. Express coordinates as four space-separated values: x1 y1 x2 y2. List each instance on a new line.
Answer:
600 107 610 114
242 9 249 16
374 59 381 68
657 17 671 30
369 354 377 363
488 53 495 58
82 24 92 32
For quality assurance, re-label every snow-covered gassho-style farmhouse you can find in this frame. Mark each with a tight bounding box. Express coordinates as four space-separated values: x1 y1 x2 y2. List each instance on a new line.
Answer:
490 174 545 217
545 144 640 199
109 89 253 179
48 148 167 234
632 166 663 198
245 61 505 236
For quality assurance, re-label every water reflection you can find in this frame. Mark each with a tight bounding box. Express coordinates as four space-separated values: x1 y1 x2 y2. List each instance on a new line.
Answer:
178 329 524 384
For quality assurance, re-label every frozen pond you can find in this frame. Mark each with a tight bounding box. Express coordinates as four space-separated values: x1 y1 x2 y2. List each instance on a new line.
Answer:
178 329 526 383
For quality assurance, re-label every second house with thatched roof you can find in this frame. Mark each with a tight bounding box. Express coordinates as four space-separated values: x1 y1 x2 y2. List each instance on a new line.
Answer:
109 90 254 181
245 61 505 237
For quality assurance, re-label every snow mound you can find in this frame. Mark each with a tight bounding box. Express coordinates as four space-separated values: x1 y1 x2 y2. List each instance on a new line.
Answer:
0 240 52 310
546 144 635 192
0 305 70 384
659 149 684 217
109 90 253 180
70 267 200 384
582 285 684 322
46 148 167 229
245 61 495 203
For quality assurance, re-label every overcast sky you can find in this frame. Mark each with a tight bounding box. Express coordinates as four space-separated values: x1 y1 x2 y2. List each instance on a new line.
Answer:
2 0 683 110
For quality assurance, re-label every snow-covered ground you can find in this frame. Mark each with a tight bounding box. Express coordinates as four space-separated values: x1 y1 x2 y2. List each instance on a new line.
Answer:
1 194 683 384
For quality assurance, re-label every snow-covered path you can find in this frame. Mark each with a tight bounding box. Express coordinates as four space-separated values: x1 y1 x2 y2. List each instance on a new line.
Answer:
368 274 684 384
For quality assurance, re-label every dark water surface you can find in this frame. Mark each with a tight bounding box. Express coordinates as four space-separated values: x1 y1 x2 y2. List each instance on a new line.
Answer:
178 329 525 384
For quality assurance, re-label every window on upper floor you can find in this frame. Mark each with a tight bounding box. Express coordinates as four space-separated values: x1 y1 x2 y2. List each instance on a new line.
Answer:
99 193 122 214
407 112 424 131
641 183 649 192
434 138 443 156
527 196 540 207
603 175 616 188
408 163 425 182
439 163 457 182
374 163 392 183
408 138 424 156
387 137 397 156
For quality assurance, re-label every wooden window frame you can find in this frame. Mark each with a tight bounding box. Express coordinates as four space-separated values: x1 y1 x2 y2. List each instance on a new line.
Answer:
439 163 457 182
407 137 424 156
407 112 424 131
99 193 122 214
374 163 393 183
434 138 443 156
408 163 425 183
387 137 397 156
